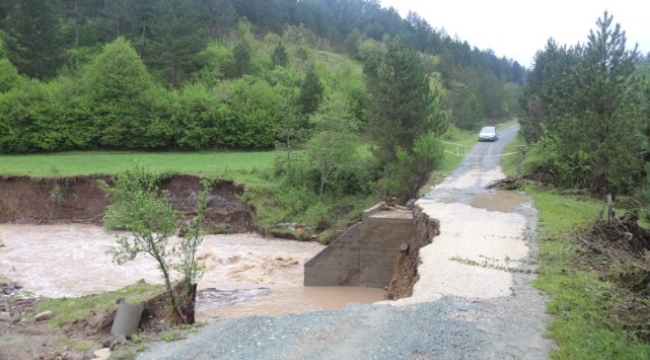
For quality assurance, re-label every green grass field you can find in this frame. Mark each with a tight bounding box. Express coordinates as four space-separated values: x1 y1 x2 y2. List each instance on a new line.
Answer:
0 150 293 177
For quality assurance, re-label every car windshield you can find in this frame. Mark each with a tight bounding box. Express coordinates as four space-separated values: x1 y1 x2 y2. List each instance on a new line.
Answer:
480 127 496 133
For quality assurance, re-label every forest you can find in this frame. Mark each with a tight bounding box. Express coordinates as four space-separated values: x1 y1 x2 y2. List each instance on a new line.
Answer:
0 0 523 155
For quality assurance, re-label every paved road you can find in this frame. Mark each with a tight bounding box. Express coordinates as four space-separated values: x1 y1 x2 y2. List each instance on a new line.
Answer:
138 124 554 360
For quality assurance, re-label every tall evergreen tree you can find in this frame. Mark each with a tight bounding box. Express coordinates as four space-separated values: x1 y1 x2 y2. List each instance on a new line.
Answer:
230 40 251 78
571 12 640 192
271 42 289 68
148 0 204 87
520 13 642 193
298 66 324 114
365 40 448 163
198 0 238 39
2 0 63 79
95 0 133 42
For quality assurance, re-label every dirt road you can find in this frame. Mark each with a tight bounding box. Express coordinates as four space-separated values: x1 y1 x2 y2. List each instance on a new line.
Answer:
139 124 555 360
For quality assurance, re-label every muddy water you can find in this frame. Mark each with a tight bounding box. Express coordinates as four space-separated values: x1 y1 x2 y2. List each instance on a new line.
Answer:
0 224 385 320
470 190 529 213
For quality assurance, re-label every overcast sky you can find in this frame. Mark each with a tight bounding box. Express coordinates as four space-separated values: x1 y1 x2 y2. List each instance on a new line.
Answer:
379 0 650 67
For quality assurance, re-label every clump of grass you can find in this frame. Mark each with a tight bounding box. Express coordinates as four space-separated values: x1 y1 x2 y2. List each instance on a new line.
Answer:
35 282 164 327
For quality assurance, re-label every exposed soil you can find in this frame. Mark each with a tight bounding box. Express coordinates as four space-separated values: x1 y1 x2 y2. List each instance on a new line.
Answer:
0 280 190 360
385 206 440 300
0 175 255 232
0 174 257 359
580 212 650 342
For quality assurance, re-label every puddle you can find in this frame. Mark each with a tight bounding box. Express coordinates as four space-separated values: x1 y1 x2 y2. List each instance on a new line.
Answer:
470 191 529 213
0 224 385 321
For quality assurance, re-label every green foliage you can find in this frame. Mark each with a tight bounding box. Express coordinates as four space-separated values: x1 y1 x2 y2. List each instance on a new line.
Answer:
2 0 63 79
83 37 153 103
0 77 92 153
229 40 251 78
384 132 444 200
271 42 289 68
519 13 643 194
298 66 324 115
148 0 205 87
0 58 20 92
306 95 359 199
99 164 180 310
195 41 232 85
366 40 449 164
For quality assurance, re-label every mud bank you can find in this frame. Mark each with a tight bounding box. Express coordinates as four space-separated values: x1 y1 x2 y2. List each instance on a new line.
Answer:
385 206 440 300
0 175 254 232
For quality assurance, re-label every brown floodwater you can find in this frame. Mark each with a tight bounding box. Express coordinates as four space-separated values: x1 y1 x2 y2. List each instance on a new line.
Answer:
470 190 529 213
0 224 385 321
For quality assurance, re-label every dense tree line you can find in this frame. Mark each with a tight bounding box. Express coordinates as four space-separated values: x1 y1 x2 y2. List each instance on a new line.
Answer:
0 0 525 153
519 12 650 196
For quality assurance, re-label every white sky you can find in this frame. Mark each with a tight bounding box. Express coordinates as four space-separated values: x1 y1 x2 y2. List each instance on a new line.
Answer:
380 0 650 67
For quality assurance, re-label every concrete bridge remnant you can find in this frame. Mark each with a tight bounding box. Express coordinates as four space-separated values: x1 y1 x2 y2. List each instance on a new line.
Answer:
304 203 424 288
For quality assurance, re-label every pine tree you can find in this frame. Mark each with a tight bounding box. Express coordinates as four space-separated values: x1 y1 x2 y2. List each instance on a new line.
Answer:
2 0 63 79
298 66 324 114
230 40 251 78
573 12 640 192
148 0 204 87
365 40 448 163
198 0 237 39
271 42 289 68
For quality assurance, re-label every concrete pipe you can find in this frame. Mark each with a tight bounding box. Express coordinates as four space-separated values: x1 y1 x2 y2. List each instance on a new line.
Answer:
111 302 144 337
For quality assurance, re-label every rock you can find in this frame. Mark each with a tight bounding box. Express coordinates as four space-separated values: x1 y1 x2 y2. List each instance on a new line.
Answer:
34 310 53 321
11 314 22 323
0 311 11 322
109 334 127 351
102 335 115 348
154 323 170 333
92 348 111 360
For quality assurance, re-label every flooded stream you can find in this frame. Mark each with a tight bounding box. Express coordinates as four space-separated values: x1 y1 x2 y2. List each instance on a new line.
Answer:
0 224 385 321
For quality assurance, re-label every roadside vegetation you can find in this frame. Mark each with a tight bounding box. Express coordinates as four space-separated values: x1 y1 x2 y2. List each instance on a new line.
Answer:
497 12 650 357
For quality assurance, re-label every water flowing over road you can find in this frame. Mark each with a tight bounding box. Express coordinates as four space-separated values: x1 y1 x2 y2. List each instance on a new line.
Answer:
139 124 555 360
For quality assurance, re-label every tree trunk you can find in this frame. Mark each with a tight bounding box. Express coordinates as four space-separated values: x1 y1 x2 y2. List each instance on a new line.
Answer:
73 0 79 47
286 130 291 170
140 19 147 59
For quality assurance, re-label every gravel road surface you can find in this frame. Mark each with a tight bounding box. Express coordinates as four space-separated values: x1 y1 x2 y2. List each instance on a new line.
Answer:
138 124 554 360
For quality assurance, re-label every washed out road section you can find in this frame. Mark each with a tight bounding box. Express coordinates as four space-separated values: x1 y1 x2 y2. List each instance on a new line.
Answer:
138 124 555 360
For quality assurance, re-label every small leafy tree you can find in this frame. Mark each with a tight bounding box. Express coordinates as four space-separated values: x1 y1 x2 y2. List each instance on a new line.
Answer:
100 165 208 325
306 95 358 199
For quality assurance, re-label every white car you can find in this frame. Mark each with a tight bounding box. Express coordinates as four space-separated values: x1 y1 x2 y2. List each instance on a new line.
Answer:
478 126 498 142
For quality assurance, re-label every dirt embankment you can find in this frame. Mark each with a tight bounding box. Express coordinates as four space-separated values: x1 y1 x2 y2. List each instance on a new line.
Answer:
385 206 440 300
0 175 255 232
